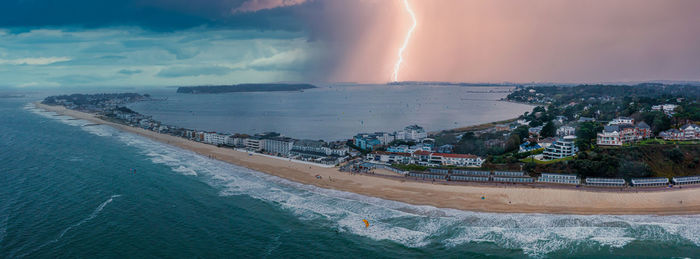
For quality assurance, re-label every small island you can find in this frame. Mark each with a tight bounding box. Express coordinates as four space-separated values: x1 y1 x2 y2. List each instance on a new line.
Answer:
176 83 316 94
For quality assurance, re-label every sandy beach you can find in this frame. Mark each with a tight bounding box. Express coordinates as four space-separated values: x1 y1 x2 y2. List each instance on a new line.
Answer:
36 103 700 215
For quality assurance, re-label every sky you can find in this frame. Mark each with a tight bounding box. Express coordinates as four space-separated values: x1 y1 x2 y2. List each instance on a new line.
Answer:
1 0 700 88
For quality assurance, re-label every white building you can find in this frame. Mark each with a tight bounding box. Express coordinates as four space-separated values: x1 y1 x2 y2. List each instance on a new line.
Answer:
203 132 229 146
430 153 484 167
398 125 427 142
542 136 578 160
651 104 678 115
537 173 581 185
263 137 295 156
608 117 634 126
244 137 263 151
556 126 576 137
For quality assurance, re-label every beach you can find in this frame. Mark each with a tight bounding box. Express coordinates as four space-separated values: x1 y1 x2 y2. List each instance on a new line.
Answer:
36 103 700 215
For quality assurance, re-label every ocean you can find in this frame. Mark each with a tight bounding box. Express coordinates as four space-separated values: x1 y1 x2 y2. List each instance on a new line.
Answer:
127 84 533 140
1 94 700 258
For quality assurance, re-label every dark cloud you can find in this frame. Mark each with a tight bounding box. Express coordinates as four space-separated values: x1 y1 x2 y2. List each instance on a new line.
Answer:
0 0 309 32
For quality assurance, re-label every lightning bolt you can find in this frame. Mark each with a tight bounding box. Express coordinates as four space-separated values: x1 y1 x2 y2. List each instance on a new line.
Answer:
392 0 417 82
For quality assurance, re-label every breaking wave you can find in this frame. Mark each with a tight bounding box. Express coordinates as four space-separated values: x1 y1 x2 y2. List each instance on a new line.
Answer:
31 103 700 257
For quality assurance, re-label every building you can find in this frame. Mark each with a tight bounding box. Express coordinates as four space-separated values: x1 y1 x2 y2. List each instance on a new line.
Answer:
660 124 700 141
353 134 383 151
537 173 581 185
577 117 596 123
542 136 578 160
630 178 669 187
430 153 484 167
672 176 700 185
651 104 678 115
492 176 534 183
528 126 543 136
367 151 412 164
585 178 626 187
244 137 263 151
398 125 427 142
203 132 229 146
556 126 576 137
597 122 651 146
263 137 295 156
608 117 634 126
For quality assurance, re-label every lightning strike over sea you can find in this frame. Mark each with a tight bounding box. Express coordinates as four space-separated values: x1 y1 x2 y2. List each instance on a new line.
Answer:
392 0 417 82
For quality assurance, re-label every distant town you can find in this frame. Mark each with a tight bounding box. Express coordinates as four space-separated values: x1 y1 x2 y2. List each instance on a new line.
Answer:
41 83 700 189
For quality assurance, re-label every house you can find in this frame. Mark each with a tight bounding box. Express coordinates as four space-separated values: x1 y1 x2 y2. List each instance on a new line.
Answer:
651 104 678 115
555 116 568 124
608 117 634 126
542 136 578 160
577 117 596 123
528 126 543 136
556 126 576 137
660 124 700 140
597 122 651 146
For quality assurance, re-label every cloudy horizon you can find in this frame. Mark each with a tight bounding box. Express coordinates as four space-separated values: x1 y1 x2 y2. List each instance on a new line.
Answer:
2 0 700 88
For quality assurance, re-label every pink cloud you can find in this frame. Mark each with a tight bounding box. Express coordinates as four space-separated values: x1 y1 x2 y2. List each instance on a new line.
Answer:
233 0 308 13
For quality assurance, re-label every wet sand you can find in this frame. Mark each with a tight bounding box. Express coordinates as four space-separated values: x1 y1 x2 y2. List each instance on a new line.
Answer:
36 103 700 215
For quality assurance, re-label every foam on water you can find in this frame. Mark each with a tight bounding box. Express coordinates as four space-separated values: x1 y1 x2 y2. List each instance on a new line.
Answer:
20 195 121 257
32 103 700 257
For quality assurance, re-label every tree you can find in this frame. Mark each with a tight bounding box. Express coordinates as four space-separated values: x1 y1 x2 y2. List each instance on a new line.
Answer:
513 126 529 140
504 134 521 153
540 121 556 138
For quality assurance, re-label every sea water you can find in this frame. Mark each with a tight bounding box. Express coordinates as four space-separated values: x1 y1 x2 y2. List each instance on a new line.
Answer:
127 84 533 140
1 96 700 258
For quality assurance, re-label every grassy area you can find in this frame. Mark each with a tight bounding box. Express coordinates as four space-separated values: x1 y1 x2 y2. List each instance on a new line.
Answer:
519 156 574 165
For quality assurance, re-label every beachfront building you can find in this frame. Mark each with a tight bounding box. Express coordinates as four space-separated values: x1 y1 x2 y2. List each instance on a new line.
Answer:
556 126 576 137
263 137 295 156
492 176 534 183
203 132 229 146
493 171 525 177
630 178 669 187
430 153 484 167
244 137 263 151
585 178 626 187
450 175 490 182
452 170 491 176
542 136 578 160
537 173 581 185
672 176 700 185
366 151 412 164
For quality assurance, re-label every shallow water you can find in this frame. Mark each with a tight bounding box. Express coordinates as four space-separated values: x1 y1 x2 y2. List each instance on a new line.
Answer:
128 84 533 140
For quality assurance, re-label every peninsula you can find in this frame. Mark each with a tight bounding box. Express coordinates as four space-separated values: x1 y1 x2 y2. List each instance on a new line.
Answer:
34 85 700 215
176 83 316 94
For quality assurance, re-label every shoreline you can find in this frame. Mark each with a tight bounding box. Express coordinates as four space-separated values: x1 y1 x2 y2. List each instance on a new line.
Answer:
35 102 700 215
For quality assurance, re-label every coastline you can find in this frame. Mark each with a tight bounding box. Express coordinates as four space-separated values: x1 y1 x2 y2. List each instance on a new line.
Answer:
35 102 700 215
